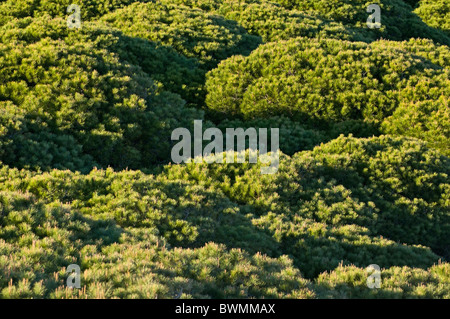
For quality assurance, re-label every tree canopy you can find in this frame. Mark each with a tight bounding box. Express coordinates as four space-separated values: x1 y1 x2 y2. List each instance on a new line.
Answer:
0 0 448 299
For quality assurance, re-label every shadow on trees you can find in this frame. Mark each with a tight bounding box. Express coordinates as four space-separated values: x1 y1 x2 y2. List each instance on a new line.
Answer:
153 179 441 279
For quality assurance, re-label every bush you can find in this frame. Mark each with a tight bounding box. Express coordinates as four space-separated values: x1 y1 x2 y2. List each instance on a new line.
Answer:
100 1 262 68
0 17 204 171
415 0 450 36
162 135 449 276
316 263 450 298
0 0 449 299
0 0 151 24
382 97 450 156
0 136 448 286
271 0 450 45
0 188 314 298
216 116 328 155
215 0 372 43
0 16 207 106
205 37 450 154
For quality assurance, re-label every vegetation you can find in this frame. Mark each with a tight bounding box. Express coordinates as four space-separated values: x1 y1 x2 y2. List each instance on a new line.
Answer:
0 0 448 299
100 1 262 68
316 263 450 298
0 0 149 23
271 0 450 45
0 16 205 171
415 0 450 36
215 0 371 43
205 37 450 155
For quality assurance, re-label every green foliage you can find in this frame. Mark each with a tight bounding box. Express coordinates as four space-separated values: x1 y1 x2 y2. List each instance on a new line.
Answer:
206 37 450 154
376 38 450 69
0 0 150 24
0 101 97 172
165 0 449 44
0 17 204 171
0 138 448 296
382 97 450 156
0 15 206 106
216 116 328 155
0 188 314 298
162 135 449 277
100 1 262 68
316 263 450 298
215 0 372 43
415 0 450 36
402 0 420 8
0 0 449 299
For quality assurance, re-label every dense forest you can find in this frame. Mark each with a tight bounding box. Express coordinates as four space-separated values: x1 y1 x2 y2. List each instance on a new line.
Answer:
0 0 449 298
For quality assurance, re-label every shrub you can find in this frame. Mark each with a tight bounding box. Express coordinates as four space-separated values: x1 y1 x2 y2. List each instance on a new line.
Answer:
0 189 314 298
215 0 372 42
216 116 328 155
100 1 262 68
0 17 204 171
271 0 450 45
0 0 151 24
0 16 207 106
316 263 450 298
0 0 449 299
205 37 450 154
2 132 449 281
415 0 450 36
0 133 448 294
162 135 449 276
